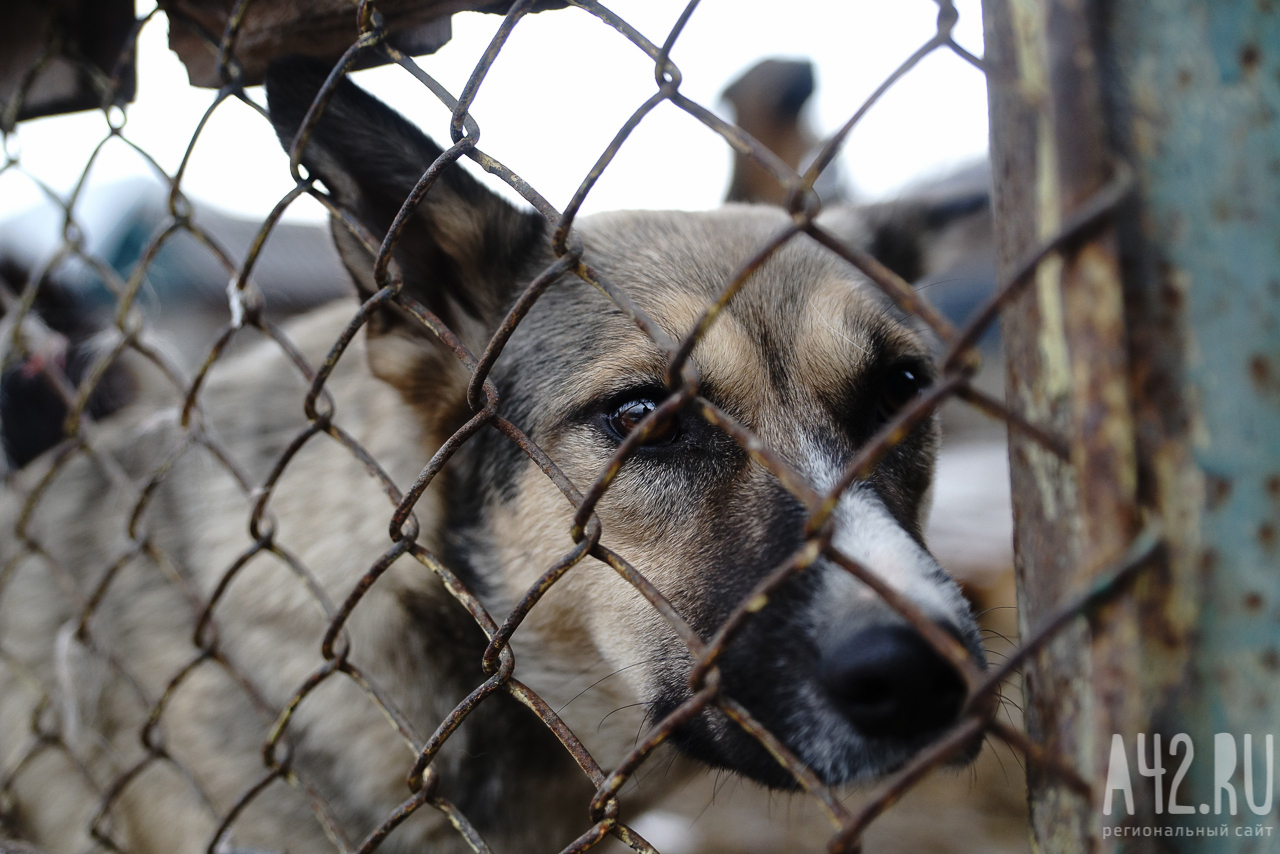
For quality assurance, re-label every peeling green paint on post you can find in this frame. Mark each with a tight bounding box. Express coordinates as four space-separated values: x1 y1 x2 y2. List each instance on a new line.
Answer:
1105 1 1280 848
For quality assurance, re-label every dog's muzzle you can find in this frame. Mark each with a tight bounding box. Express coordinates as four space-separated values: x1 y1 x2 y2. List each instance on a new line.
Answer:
818 622 969 740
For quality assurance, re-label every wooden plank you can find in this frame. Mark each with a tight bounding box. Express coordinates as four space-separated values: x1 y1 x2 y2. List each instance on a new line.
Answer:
982 0 1141 849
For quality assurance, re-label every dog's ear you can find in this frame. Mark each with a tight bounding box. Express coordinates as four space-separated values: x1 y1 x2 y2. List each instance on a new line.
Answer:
858 191 990 285
857 163 992 284
264 57 544 394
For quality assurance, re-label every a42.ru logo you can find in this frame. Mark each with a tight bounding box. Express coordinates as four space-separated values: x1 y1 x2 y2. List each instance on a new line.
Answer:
1104 733 1274 816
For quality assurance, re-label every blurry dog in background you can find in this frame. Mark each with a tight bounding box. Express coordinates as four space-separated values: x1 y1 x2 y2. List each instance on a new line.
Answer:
722 58 822 207
0 262 134 473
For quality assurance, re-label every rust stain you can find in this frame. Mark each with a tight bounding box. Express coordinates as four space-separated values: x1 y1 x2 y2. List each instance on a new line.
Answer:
1261 649 1280 672
1206 473 1233 510
1240 43 1261 72
1249 353 1276 392
1199 548 1218 577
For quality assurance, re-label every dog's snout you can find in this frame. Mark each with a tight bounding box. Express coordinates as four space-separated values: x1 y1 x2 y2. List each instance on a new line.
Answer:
819 624 967 739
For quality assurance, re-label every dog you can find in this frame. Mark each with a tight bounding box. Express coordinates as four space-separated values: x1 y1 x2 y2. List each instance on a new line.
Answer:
0 58 985 853
722 58 823 207
0 263 135 474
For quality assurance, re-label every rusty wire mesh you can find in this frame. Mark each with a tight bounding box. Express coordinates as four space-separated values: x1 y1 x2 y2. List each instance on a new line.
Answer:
0 1 1159 852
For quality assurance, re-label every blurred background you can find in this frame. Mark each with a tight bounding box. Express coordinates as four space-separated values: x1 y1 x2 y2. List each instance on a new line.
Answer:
1 1 988 220
0 0 987 327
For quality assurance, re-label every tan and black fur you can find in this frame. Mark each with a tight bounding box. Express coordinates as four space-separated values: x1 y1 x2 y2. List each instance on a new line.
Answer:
0 59 984 853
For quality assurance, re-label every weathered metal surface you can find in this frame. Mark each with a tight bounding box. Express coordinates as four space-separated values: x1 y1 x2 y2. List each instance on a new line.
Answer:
987 0 1280 850
1102 1 1280 849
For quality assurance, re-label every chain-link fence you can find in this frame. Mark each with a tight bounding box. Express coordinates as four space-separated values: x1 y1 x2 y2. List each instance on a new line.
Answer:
0 1 1180 852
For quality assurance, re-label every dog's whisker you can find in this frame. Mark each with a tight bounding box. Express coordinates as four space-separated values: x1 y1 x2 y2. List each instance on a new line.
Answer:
635 712 651 748
913 276 988 295
971 759 980 790
990 726 1030 777
979 627 1018 646
690 776 722 828
997 694 1026 715
597 702 648 733
816 310 871 356
554 658 658 713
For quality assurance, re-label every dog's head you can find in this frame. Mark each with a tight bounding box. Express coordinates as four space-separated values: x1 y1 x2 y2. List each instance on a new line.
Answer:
266 59 984 789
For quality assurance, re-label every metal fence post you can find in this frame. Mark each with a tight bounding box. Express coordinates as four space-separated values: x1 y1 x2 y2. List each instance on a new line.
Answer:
985 0 1280 850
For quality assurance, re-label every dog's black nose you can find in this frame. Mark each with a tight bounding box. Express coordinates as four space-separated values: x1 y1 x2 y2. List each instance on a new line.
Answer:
820 624 967 739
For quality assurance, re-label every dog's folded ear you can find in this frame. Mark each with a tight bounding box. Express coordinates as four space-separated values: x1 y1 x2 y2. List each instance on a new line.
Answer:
264 57 545 358
860 190 990 285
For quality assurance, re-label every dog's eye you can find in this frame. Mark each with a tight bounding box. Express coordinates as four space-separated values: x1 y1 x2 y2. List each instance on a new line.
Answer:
606 398 680 446
876 366 926 422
